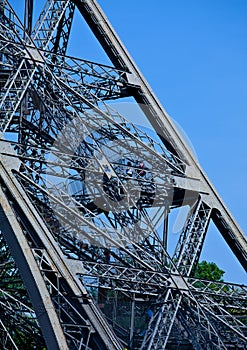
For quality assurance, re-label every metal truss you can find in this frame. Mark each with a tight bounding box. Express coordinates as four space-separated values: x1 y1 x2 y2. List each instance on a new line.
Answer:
0 1 246 349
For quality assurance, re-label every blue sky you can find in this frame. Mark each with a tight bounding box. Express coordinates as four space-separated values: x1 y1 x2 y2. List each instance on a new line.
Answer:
94 0 247 229
11 1 247 283
94 0 247 284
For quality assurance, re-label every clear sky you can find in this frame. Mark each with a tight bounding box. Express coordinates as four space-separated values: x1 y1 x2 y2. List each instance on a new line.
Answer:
10 1 247 284
95 0 247 284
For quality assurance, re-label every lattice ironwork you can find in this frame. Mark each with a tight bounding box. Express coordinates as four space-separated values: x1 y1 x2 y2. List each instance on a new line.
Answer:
0 1 246 349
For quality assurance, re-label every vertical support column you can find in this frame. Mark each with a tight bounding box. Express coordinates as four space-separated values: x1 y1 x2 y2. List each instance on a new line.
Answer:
129 294 135 349
24 0 33 37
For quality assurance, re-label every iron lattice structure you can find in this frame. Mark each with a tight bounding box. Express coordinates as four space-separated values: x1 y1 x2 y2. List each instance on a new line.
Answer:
0 1 246 349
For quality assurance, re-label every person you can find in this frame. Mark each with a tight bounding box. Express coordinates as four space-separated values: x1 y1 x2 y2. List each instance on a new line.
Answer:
147 308 153 320
126 161 133 176
138 308 153 336
137 161 146 177
103 249 111 263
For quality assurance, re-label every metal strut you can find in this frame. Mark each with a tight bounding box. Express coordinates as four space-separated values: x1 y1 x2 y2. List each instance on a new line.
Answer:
0 1 246 349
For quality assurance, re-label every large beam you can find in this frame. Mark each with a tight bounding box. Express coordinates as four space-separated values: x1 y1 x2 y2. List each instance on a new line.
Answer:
0 152 122 350
24 0 33 36
0 177 68 350
73 0 247 271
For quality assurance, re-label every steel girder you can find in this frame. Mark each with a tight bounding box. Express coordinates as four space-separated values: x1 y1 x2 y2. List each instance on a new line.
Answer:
0 1 246 350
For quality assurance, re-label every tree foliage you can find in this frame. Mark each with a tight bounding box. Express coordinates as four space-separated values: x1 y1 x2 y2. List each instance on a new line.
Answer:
194 260 225 282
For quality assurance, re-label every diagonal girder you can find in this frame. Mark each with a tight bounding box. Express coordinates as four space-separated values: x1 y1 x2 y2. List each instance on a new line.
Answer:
0 1 246 349
172 197 212 276
0 154 123 349
74 0 247 273
140 201 245 349
140 198 211 348
31 0 73 52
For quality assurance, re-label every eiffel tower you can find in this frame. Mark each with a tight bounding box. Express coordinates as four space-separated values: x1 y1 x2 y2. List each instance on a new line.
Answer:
0 1 246 349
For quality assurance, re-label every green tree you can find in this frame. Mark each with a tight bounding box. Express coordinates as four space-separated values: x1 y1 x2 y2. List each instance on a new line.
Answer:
194 260 225 282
